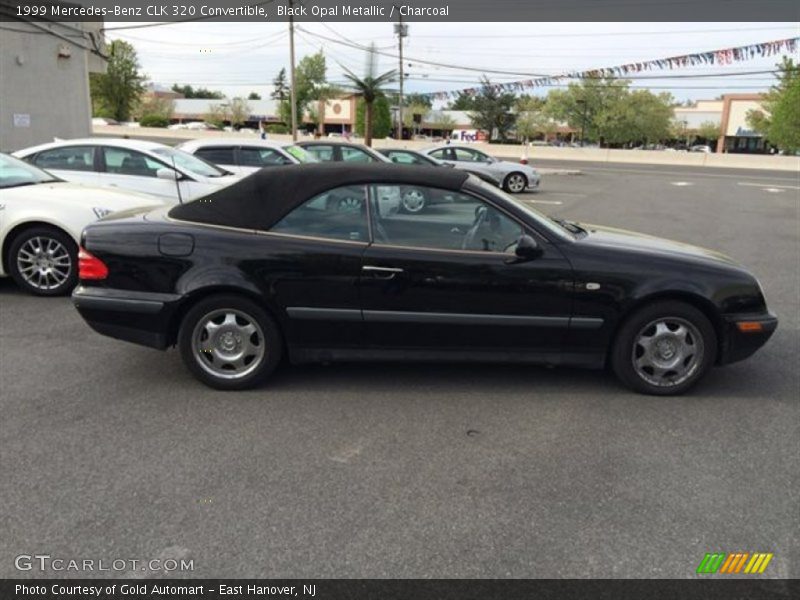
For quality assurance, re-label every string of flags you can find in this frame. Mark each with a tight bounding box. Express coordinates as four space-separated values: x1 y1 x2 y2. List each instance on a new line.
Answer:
421 37 799 100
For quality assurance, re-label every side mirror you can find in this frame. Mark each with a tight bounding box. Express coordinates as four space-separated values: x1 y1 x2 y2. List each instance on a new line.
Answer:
156 167 180 181
391 156 400 163
508 234 543 263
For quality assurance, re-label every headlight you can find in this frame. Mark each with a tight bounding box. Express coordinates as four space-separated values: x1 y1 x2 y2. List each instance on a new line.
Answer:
93 207 112 219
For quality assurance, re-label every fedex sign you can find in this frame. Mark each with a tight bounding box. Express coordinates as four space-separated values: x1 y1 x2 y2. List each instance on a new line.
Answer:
455 129 488 143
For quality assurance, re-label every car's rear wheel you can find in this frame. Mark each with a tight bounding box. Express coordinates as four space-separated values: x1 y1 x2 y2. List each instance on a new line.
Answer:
503 172 527 194
8 227 77 296
400 187 426 213
178 295 282 390
611 301 717 395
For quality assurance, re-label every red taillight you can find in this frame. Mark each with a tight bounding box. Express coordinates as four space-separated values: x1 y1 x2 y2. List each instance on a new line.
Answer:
78 247 108 280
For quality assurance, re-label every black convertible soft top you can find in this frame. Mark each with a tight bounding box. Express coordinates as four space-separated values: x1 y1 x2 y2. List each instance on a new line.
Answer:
169 162 470 231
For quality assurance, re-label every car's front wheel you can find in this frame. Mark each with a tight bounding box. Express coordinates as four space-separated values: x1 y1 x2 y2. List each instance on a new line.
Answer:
503 172 528 194
8 226 77 296
611 300 717 395
178 295 283 390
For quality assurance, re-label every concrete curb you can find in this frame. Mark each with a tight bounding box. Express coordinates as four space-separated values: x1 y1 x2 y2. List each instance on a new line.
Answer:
539 168 582 176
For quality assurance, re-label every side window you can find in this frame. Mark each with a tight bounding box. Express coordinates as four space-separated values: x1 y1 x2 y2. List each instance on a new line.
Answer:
195 147 235 165
303 145 334 162
428 149 446 159
340 147 376 163
32 146 95 172
240 147 292 167
270 185 368 242
368 185 523 253
388 152 420 165
103 147 163 177
453 148 481 162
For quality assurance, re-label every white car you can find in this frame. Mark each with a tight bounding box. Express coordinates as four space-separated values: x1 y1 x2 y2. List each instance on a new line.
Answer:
422 145 541 193
13 138 241 203
177 138 318 176
0 153 164 296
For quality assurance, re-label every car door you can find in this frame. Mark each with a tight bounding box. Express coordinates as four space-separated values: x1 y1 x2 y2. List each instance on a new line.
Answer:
27 145 100 187
99 146 179 200
359 184 574 354
260 184 370 351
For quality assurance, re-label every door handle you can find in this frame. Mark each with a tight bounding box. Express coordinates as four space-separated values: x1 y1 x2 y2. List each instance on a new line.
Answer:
362 265 404 279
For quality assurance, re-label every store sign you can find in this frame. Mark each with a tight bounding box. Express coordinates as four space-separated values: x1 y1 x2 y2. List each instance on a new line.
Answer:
13 113 31 128
455 129 487 143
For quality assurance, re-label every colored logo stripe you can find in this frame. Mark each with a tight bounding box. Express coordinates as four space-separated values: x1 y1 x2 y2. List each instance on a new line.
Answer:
697 552 773 574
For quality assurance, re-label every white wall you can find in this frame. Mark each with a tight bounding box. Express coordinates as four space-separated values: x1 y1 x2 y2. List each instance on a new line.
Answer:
0 23 95 152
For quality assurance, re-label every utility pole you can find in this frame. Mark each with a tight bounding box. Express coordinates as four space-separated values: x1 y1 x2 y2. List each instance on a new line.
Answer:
289 0 298 141
394 11 407 141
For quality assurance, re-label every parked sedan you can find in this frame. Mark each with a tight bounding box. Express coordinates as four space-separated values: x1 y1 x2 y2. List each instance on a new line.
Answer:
0 153 164 295
72 163 776 395
176 138 318 175
423 144 540 193
13 138 241 203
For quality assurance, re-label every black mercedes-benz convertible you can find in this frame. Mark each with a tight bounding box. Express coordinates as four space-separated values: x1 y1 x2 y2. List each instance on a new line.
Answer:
72 163 777 395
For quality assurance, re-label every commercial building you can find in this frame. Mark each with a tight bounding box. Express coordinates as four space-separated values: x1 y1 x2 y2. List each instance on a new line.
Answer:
0 17 106 152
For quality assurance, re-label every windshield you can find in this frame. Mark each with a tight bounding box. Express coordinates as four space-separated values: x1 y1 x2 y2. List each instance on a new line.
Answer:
284 145 318 164
0 153 60 188
151 147 227 178
471 178 574 240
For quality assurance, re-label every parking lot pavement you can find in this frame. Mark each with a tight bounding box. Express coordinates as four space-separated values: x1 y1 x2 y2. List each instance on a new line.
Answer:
1 164 797 580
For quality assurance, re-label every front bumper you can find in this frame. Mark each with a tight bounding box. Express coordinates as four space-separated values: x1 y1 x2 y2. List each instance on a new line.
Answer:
72 286 182 350
718 311 778 365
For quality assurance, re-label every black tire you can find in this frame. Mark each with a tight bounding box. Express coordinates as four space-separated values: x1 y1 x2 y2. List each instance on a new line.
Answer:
178 294 283 390
610 300 717 396
502 172 528 194
8 226 77 296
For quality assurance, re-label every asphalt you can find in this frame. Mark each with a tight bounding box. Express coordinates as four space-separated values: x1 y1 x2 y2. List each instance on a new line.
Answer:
0 163 797 580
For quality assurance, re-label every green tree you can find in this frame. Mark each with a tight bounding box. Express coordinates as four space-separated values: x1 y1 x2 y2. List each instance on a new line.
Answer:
595 90 674 146
696 120 721 144
228 97 251 128
136 95 174 127
278 53 330 130
403 93 432 109
514 96 557 141
403 102 430 133
544 77 629 144
427 112 457 137
342 46 397 146
746 58 800 152
205 103 227 129
248 92 261 100
448 91 477 111
355 95 392 139
90 40 145 121
171 84 224 99
270 68 289 102
469 77 516 141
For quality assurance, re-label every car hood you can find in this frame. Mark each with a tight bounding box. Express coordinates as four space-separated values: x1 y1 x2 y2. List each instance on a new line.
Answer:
577 223 740 268
1 181 166 209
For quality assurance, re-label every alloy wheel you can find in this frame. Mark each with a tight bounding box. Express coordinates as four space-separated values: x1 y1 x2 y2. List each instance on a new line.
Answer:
192 309 266 380
401 189 426 213
506 174 527 193
16 236 72 291
631 317 704 388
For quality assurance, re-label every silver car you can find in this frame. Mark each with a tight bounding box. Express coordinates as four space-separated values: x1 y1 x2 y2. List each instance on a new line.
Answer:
423 144 540 193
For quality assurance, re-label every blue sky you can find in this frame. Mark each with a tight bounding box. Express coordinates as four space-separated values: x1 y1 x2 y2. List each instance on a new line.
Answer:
105 21 800 104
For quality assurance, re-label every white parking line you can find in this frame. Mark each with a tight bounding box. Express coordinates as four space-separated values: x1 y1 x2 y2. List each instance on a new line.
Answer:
737 182 800 190
526 199 563 205
670 181 695 186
